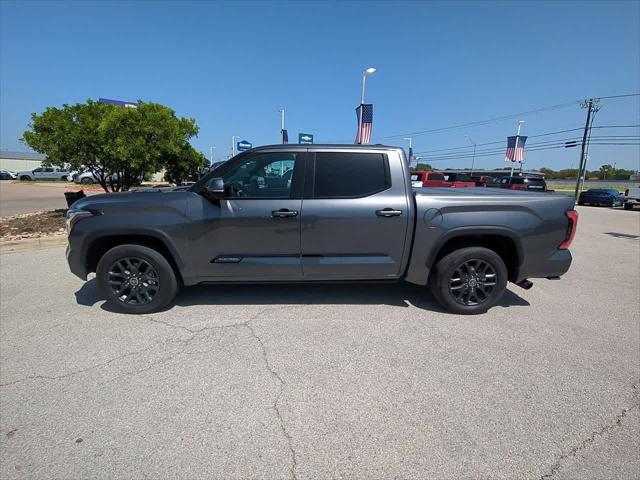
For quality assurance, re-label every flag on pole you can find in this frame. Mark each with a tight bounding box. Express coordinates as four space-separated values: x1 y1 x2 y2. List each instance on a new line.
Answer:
505 135 527 162
281 129 288 144
355 104 373 144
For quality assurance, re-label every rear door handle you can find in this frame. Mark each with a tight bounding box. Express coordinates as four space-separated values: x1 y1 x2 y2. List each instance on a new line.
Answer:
272 209 299 218
376 208 403 217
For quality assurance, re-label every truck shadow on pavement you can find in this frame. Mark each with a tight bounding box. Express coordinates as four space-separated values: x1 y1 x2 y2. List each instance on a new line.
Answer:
74 280 530 314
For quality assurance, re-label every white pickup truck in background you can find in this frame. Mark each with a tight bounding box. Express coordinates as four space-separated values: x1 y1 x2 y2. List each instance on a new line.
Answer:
623 187 640 210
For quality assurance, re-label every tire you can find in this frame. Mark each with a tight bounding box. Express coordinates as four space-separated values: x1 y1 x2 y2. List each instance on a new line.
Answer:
96 244 179 314
624 202 634 210
20 175 32 181
61 176 68 181
429 247 508 315
81 177 94 185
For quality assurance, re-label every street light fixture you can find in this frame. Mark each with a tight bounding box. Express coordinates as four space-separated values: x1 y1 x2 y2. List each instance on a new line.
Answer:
465 135 476 175
360 67 376 104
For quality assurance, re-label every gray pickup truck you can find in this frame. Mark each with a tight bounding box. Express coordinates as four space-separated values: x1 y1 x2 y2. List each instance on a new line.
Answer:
66 144 578 315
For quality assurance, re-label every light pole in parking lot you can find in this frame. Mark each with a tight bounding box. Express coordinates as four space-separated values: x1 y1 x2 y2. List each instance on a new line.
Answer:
466 136 476 175
360 67 376 105
231 135 239 157
357 67 376 143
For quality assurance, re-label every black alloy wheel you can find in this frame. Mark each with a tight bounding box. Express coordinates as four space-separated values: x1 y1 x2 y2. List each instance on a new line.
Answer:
108 257 160 306
448 259 497 307
430 246 508 315
96 244 179 314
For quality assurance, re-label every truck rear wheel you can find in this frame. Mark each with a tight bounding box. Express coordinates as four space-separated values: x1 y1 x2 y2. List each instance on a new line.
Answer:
430 247 508 315
96 244 179 314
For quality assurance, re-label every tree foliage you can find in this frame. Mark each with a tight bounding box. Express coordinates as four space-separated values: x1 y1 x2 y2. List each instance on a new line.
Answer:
162 145 208 185
22 99 202 192
411 163 434 171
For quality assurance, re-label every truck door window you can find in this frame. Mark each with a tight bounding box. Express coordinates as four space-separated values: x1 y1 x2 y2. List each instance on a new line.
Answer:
313 152 389 198
222 152 298 199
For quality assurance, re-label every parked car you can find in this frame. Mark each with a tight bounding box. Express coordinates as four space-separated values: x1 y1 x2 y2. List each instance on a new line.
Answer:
73 171 143 185
578 189 624 207
0 170 17 180
17 166 70 181
470 175 495 187
623 186 640 210
66 144 577 315
493 176 549 191
410 171 450 188
441 172 476 188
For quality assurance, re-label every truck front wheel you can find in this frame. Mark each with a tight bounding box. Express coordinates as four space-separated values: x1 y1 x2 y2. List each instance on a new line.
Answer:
430 247 508 315
96 244 179 314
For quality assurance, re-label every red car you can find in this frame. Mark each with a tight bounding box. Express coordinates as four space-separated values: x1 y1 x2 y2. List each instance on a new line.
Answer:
410 171 451 188
441 172 476 188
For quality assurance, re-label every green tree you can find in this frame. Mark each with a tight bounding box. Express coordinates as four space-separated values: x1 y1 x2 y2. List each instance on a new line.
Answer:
22 99 201 192
162 145 208 185
412 163 433 171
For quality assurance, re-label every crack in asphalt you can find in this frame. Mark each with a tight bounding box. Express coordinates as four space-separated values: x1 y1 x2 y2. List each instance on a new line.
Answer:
243 321 298 480
0 345 159 387
539 381 640 479
1 305 301 480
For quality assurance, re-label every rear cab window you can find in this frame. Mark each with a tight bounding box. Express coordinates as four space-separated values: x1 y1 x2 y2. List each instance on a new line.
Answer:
313 152 390 198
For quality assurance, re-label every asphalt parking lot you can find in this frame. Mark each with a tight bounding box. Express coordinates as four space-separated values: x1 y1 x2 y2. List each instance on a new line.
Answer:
0 181 99 217
0 206 638 479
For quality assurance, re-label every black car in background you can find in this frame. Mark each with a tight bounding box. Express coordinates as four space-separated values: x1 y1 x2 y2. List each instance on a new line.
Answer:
493 176 549 191
578 189 624 207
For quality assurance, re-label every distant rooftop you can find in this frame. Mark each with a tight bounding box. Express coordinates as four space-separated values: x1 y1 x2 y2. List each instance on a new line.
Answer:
0 151 46 161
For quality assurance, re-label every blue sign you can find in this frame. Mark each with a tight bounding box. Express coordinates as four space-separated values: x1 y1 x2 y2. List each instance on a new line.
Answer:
237 140 252 152
298 133 314 144
99 98 138 108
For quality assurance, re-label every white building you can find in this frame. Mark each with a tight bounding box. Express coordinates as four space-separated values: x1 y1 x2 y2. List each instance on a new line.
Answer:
0 151 46 172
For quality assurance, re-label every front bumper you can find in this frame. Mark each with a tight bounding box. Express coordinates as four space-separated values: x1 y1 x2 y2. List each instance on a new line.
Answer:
66 238 88 280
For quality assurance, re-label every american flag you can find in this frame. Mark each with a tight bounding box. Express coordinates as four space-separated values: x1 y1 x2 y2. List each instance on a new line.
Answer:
505 135 527 162
355 104 373 144
281 129 288 144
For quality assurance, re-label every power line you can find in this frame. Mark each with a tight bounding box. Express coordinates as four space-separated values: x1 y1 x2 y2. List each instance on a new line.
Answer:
381 95 638 141
381 101 579 139
413 125 640 155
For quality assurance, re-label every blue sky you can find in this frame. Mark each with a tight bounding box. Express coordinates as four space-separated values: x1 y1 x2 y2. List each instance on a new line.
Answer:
1 0 639 170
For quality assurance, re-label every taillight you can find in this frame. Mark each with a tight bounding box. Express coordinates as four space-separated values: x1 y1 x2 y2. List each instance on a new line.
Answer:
625 189 629 197
559 210 578 250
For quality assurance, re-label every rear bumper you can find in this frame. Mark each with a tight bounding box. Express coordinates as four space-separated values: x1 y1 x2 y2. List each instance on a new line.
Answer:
516 249 572 283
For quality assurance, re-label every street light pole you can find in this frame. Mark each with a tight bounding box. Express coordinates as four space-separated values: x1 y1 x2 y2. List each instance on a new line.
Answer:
466 136 476 175
358 67 376 143
209 146 215 164
404 137 413 165
510 120 525 177
231 135 239 157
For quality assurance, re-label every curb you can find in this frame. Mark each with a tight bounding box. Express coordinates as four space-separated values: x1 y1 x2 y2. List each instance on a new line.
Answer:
0 235 67 254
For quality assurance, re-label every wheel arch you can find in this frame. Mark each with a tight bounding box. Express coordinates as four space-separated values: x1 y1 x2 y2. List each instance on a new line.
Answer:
427 227 523 283
85 233 184 284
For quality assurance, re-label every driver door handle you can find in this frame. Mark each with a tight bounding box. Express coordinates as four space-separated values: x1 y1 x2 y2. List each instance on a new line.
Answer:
271 209 299 218
376 208 402 217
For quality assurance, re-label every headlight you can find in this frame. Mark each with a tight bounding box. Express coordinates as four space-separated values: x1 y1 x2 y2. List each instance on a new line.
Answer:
66 209 94 234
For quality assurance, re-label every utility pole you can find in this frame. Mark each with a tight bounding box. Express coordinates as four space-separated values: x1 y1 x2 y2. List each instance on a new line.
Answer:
209 146 215 164
466 136 476 175
574 99 600 200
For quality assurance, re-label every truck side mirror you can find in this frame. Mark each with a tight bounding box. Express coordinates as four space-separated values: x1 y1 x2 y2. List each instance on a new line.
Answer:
203 177 225 201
